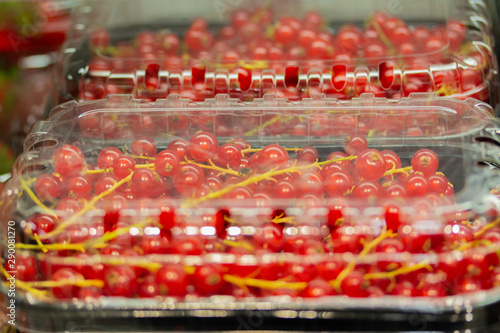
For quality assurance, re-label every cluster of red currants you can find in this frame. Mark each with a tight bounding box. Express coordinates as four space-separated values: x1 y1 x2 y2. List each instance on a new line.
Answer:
82 10 489 102
6 133 499 300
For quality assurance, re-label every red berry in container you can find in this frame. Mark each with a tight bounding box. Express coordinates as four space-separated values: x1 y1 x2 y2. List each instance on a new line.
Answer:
67 175 92 198
172 163 204 196
411 149 439 177
155 150 180 177
324 170 353 197
192 263 226 296
217 144 241 167
52 268 84 299
403 173 428 197
355 149 386 181
103 266 137 297
97 147 122 169
131 137 157 159
188 131 218 162
52 144 86 177
301 279 335 298
34 174 63 201
156 264 189 297
113 156 136 179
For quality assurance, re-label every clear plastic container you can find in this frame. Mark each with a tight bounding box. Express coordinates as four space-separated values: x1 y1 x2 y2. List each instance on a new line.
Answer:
58 0 498 107
1 94 500 332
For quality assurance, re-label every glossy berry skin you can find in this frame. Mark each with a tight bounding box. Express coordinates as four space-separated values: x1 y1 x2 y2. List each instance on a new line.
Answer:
52 144 86 177
154 150 180 177
404 173 428 197
29 214 57 239
156 264 189 297
34 174 63 201
351 181 382 199
344 135 368 155
355 149 387 181
131 137 157 158
188 131 219 162
131 169 160 197
411 149 439 177
95 174 119 195
381 150 401 170
67 176 92 198
301 279 335 298
103 266 137 297
52 268 83 299
258 144 289 170
167 139 190 160
97 147 122 169
324 170 353 197
192 263 226 295
297 146 319 163
296 171 325 196
217 144 242 167
172 163 204 196
254 223 284 252
113 155 136 179
341 271 369 297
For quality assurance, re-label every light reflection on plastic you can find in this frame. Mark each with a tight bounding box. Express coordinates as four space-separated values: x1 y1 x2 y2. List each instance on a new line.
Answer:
144 227 160 235
89 228 97 236
129 227 139 236
452 224 460 234
285 227 298 236
200 226 216 236
227 226 241 236
345 226 355 236
184 226 199 236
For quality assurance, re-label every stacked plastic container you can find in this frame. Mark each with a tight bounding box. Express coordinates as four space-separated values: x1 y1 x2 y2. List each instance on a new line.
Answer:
2 1 500 332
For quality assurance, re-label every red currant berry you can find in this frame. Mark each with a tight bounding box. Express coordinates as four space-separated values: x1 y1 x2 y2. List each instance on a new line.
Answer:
188 131 218 162
103 265 137 297
172 163 204 196
217 144 242 167
403 173 428 197
95 174 119 195
341 271 369 297
156 264 189 297
355 149 387 181
324 170 353 197
67 175 92 199
344 135 368 155
411 149 439 177
113 155 136 179
301 279 335 298
131 137 157 158
97 147 122 169
52 268 84 299
192 263 226 296
34 174 63 201
52 144 86 177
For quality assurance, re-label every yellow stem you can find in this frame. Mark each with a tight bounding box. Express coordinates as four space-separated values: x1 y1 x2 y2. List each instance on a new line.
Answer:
24 279 104 289
384 166 412 176
222 240 255 252
474 217 500 238
223 274 307 291
135 163 156 169
331 227 394 292
1 265 47 298
244 115 295 136
182 158 240 176
317 155 357 167
39 173 134 240
183 161 309 207
20 178 58 219
364 261 433 280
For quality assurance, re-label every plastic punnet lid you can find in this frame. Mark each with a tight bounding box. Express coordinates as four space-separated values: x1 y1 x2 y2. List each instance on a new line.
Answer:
59 0 497 106
1 94 500 311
